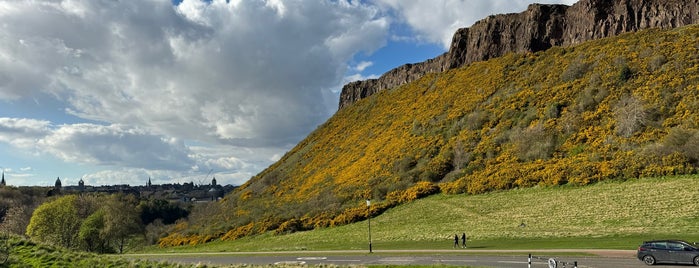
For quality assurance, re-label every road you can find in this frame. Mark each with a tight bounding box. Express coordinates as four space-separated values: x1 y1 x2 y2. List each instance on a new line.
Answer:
124 249 685 267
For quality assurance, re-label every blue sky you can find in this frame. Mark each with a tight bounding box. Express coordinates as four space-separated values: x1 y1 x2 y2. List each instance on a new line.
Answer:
0 0 576 187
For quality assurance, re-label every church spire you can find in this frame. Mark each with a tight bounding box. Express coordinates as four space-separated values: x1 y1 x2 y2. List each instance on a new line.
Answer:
1 171 5 187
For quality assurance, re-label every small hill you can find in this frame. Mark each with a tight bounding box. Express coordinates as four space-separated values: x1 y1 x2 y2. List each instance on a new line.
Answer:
161 24 699 246
0 234 196 267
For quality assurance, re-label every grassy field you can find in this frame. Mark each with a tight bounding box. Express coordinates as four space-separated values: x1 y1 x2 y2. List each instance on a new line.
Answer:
143 175 699 253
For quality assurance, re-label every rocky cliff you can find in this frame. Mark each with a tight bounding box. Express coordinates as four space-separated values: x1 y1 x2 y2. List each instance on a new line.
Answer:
339 0 699 109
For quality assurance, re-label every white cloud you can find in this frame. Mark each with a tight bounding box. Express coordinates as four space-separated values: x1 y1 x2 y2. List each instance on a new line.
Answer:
0 118 194 170
0 0 393 185
80 167 251 187
0 0 390 147
354 61 374 72
0 116 264 186
0 117 51 149
38 124 195 170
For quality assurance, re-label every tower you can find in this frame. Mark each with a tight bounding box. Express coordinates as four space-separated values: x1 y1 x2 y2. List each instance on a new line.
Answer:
1 171 5 187
78 178 85 191
53 177 62 194
211 176 217 187
147 177 152 188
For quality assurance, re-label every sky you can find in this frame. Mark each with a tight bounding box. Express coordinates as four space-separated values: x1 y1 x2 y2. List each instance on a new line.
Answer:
0 0 577 187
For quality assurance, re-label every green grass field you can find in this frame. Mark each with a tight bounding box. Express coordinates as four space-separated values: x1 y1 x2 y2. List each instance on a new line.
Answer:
142 175 699 253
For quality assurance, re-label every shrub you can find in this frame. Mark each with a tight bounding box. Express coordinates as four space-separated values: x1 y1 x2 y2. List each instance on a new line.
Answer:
561 55 591 81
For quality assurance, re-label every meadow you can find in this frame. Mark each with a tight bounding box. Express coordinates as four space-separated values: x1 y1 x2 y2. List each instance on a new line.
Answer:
145 175 699 253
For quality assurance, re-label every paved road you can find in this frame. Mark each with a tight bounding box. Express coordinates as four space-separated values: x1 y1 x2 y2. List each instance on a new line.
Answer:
125 249 681 267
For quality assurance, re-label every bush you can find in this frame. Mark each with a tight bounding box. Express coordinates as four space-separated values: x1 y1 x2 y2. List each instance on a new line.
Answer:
561 55 591 82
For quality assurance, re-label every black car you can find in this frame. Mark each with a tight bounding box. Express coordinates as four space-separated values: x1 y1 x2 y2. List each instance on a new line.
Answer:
637 240 699 266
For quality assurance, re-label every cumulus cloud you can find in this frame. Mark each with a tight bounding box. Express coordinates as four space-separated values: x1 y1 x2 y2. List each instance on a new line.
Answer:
0 0 394 185
0 0 389 147
0 118 192 170
0 118 51 148
0 116 260 185
38 124 195 170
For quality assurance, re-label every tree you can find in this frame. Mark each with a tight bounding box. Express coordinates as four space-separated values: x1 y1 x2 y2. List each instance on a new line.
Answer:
78 209 110 253
0 205 30 235
26 195 82 248
138 199 189 225
102 194 142 253
614 95 646 137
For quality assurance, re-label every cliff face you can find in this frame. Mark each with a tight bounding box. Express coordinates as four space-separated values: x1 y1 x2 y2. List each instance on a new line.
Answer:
339 0 699 109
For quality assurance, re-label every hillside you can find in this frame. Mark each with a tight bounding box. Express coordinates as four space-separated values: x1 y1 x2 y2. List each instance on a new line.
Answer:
161 24 699 246
340 0 699 109
151 175 699 252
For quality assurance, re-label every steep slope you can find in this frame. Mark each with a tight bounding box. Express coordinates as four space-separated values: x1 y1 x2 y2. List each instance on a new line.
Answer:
339 0 699 109
161 25 699 246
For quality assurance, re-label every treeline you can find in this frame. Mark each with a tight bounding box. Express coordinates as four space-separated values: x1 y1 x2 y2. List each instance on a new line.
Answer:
161 25 699 246
0 187 190 253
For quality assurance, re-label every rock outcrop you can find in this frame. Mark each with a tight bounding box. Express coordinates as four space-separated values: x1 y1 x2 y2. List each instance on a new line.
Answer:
339 0 699 109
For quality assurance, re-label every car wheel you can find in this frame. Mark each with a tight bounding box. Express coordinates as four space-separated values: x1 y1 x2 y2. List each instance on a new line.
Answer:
693 256 699 266
643 255 656 266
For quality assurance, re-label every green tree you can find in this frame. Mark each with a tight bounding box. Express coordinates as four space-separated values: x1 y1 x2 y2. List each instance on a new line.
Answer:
102 194 142 253
26 195 82 248
78 209 109 253
138 198 189 225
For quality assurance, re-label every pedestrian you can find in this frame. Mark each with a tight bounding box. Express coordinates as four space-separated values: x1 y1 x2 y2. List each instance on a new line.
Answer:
454 234 459 248
461 233 467 248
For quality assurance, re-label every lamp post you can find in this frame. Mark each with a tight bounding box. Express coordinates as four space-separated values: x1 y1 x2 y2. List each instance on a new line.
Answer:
366 199 372 253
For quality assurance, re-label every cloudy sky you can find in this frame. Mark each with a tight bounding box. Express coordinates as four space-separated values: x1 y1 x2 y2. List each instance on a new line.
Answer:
0 0 577 187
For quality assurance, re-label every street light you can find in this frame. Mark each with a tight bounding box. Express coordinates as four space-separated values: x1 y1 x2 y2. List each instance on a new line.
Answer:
366 199 372 253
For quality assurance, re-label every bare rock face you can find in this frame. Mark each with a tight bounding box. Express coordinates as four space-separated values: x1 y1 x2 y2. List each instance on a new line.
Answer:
338 0 699 109
338 54 448 108
562 0 699 45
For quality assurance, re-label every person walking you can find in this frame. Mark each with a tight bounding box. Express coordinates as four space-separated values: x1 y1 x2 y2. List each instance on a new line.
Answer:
461 233 467 248
454 234 459 248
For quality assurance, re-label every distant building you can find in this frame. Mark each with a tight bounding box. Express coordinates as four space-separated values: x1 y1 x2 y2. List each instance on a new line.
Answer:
48 177 62 196
1 171 5 187
78 178 85 192
211 177 217 187
147 177 152 188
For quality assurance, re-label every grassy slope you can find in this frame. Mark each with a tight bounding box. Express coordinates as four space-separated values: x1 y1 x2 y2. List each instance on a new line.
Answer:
0 235 200 267
169 24 699 244
146 175 699 253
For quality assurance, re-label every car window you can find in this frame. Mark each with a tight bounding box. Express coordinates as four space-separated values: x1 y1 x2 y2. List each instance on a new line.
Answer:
652 242 668 249
669 242 684 250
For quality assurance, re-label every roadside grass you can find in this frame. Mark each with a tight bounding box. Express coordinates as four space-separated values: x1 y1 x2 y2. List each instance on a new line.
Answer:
1 235 208 267
141 175 699 253
367 266 488 268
